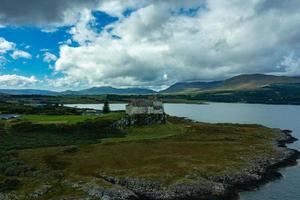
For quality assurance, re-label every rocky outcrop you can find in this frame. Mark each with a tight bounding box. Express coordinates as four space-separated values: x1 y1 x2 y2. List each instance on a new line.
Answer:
63 180 138 200
112 114 166 129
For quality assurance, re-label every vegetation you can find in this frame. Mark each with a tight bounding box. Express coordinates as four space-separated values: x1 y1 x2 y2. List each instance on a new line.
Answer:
0 112 284 199
3 83 300 106
0 101 81 115
22 115 98 124
102 100 110 114
0 112 125 151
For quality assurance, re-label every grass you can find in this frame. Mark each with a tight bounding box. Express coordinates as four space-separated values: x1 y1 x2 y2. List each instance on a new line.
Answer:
0 112 125 151
18 118 280 185
102 123 187 143
22 115 98 124
0 114 283 199
21 112 124 124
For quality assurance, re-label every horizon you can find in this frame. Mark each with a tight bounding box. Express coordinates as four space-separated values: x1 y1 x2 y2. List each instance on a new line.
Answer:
0 0 300 90
0 73 299 92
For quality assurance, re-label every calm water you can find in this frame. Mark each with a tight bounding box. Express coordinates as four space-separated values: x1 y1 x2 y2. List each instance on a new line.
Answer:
66 103 300 200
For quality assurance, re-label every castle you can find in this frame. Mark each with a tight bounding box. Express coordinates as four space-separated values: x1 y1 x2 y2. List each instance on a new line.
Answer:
125 98 164 115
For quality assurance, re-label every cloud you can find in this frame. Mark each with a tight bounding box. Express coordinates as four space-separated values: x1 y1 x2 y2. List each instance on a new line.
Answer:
0 0 102 28
11 50 32 59
0 74 38 88
277 53 300 76
53 0 300 88
1 1 300 89
43 52 57 63
0 37 15 54
0 56 8 67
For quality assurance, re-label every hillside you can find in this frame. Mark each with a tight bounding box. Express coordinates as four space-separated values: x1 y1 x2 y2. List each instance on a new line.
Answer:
162 74 300 93
0 87 156 96
0 89 58 96
62 86 156 95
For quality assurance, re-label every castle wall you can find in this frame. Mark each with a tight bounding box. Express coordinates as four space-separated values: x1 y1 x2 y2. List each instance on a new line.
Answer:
125 105 164 115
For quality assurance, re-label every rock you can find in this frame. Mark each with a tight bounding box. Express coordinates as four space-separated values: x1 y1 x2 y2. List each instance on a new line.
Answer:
62 146 79 153
65 180 138 200
28 184 52 198
0 193 20 200
112 114 166 129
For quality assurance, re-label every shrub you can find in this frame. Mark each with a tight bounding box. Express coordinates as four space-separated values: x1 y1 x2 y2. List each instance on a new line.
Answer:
0 178 21 192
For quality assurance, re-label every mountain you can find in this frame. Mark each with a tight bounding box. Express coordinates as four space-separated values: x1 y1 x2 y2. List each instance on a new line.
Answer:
0 87 155 96
61 86 156 95
0 89 58 95
161 74 300 93
1 74 299 96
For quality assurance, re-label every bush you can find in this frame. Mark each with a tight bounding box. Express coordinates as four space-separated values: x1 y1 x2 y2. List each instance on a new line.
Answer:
0 178 21 192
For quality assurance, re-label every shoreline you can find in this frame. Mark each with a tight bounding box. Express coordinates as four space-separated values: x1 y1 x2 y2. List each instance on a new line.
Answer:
92 128 300 200
226 130 300 200
1 117 299 200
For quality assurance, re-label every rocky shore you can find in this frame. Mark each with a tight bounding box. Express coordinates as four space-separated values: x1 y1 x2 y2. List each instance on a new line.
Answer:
0 122 299 200
63 129 300 200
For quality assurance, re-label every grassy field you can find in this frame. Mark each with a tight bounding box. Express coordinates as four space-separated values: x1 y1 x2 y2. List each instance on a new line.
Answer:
19 118 279 184
0 114 282 199
22 115 98 124
0 112 125 151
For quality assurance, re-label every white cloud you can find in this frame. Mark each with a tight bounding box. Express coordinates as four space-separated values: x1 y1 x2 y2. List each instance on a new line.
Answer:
0 37 15 54
0 56 8 67
278 53 300 76
0 74 38 88
68 9 98 45
98 0 148 17
11 50 32 60
53 0 300 88
43 52 57 63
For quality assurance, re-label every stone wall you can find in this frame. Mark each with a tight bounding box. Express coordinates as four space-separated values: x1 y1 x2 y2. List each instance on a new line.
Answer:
126 105 164 115
112 114 166 129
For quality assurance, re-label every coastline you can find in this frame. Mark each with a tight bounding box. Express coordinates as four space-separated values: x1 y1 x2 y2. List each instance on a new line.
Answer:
1 116 299 200
91 129 300 200
224 129 300 200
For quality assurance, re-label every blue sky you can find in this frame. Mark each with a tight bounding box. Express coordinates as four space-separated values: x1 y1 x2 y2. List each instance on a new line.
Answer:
0 0 299 90
0 10 118 90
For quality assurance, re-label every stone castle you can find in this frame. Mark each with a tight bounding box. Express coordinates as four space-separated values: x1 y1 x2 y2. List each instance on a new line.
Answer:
125 98 164 116
111 97 166 127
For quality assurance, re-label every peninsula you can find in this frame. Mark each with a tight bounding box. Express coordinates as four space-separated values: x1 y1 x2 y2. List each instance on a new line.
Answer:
0 101 298 199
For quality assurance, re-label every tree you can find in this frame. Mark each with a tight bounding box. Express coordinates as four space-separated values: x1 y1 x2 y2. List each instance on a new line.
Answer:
102 100 110 114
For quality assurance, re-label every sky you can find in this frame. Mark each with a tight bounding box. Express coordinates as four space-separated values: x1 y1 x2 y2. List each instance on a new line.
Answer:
0 0 300 91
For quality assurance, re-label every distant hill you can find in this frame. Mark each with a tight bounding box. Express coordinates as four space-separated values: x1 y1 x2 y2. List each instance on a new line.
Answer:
161 74 300 93
0 89 58 96
1 74 299 96
0 87 155 96
60 86 156 95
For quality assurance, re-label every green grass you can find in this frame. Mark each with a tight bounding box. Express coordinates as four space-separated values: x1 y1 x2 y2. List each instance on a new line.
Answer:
102 123 187 143
0 112 126 151
22 115 98 124
0 115 284 199
18 119 280 186
22 112 124 124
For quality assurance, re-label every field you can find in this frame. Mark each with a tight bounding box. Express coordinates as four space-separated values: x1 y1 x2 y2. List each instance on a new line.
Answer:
0 112 125 151
22 115 98 124
0 114 283 199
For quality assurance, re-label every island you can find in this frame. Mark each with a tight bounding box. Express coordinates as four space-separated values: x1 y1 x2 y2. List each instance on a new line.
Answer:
0 100 299 200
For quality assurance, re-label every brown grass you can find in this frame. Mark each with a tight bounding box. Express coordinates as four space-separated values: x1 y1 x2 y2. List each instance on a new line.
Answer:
18 118 279 187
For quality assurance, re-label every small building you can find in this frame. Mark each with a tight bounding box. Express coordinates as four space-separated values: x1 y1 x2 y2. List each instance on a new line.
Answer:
125 98 164 115
0 114 21 120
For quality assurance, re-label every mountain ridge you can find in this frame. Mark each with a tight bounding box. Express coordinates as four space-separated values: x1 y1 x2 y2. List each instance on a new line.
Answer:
161 74 300 93
1 74 300 95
